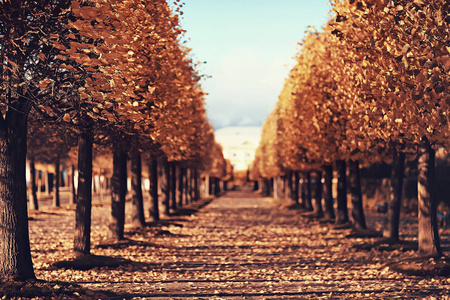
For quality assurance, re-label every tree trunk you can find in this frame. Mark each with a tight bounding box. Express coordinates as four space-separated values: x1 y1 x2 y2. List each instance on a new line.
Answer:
293 172 299 204
178 166 185 206
74 131 93 256
323 165 335 220
130 151 145 228
185 168 191 204
214 177 221 196
29 156 39 211
273 176 279 199
336 160 349 224
417 139 441 257
44 171 50 195
207 175 213 196
349 160 366 229
149 158 159 222
314 171 324 217
69 164 76 205
0 109 35 280
170 163 177 212
286 171 292 201
160 158 170 217
383 148 405 240
263 178 271 196
253 180 259 192
304 172 313 211
52 159 60 208
194 168 200 201
108 149 127 241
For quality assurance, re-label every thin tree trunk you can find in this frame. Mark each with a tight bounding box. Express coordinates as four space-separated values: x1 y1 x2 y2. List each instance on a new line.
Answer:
44 171 49 195
293 171 300 204
185 168 191 204
323 165 335 220
194 169 200 201
171 163 177 212
262 178 270 196
108 149 127 241
383 148 405 240
336 160 349 224
269 177 274 196
417 139 441 257
0 109 35 280
29 156 39 210
349 160 366 229
314 171 324 217
160 158 170 217
130 151 145 228
178 166 185 207
74 131 93 256
300 175 306 208
273 176 279 200
69 164 76 205
305 172 313 211
286 171 293 202
52 159 60 207
149 158 159 222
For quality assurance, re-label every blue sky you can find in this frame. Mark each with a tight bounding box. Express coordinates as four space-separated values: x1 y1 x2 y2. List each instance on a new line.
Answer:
179 1 332 129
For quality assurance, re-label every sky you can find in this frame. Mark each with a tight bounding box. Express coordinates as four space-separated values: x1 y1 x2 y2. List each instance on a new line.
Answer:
179 1 332 130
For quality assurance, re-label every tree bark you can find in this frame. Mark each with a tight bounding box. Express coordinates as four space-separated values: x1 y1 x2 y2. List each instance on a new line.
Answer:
52 159 60 208
314 171 324 217
193 168 200 201
160 158 170 217
286 172 293 201
304 172 313 211
29 156 39 211
417 139 441 257
74 131 93 256
273 176 279 200
185 168 191 204
178 166 185 206
149 158 159 222
336 160 349 224
171 163 177 211
349 160 366 229
214 177 221 196
293 171 300 204
0 108 35 280
323 165 335 220
130 151 145 228
262 178 271 196
69 164 76 205
383 148 405 240
108 149 127 241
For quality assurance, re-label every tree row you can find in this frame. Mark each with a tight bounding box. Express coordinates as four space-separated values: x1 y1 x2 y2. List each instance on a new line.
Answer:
0 0 229 281
251 0 449 258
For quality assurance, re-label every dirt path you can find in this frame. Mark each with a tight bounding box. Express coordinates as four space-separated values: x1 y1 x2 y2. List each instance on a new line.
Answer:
27 190 450 299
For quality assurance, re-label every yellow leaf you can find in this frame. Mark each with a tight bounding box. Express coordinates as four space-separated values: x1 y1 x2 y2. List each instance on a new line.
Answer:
63 113 71 122
39 78 51 89
38 53 46 61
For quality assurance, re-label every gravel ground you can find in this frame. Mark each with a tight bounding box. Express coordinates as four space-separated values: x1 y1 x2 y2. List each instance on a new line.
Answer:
6 190 450 299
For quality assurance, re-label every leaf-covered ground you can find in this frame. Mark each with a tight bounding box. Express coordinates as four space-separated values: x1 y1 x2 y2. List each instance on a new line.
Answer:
4 190 450 299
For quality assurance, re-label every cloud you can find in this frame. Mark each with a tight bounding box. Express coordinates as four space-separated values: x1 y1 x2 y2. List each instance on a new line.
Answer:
203 45 294 129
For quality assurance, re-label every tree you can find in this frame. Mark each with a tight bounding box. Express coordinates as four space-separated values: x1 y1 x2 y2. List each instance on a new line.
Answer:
330 0 450 255
0 0 74 280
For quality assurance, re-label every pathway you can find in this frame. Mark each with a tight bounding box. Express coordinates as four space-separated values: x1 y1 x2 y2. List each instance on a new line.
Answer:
30 190 450 299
